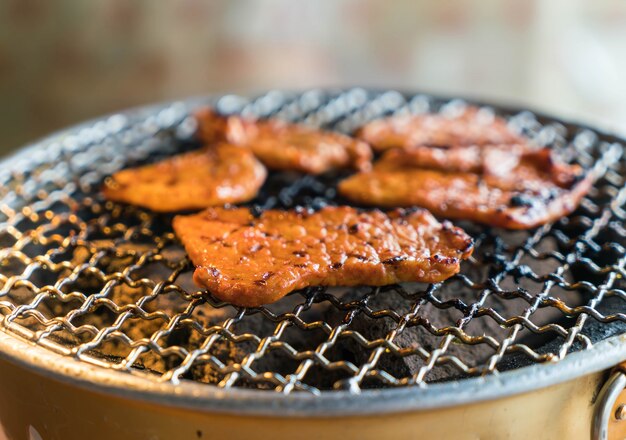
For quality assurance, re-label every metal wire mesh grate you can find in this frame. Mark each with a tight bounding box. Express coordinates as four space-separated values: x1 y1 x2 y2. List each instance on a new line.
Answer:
0 89 625 394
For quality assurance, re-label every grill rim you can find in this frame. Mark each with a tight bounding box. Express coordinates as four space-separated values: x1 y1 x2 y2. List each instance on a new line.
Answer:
1 89 626 416
0 328 624 416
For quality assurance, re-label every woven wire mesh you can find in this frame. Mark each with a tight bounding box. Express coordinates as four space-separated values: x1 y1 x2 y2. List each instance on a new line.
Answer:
0 89 625 394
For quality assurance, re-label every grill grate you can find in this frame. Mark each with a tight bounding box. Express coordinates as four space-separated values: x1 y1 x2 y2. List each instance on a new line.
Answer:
1 89 625 394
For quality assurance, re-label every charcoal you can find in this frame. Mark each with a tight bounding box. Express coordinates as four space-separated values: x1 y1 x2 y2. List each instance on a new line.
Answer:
322 281 514 384
183 300 329 387
499 295 626 372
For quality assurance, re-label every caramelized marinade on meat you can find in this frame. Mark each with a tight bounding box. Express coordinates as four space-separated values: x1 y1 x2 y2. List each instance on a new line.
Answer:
194 107 373 174
103 144 267 212
376 143 531 175
339 147 591 230
173 206 474 307
226 117 374 174
194 107 229 144
356 106 523 152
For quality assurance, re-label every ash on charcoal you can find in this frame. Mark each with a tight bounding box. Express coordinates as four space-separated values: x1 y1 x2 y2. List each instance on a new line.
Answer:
498 296 626 372
166 294 331 388
322 279 511 385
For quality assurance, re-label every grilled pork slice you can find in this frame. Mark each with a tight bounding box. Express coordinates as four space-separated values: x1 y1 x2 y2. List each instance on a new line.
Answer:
339 148 591 230
103 144 267 212
376 143 530 176
194 107 229 144
356 106 523 152
173 206 474 307
194 108 373 174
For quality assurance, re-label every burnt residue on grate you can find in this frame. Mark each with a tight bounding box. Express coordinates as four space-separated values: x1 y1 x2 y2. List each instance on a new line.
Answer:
0 89 625 393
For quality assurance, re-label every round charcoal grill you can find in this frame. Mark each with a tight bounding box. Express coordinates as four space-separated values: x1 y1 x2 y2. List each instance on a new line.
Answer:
0 89 625 440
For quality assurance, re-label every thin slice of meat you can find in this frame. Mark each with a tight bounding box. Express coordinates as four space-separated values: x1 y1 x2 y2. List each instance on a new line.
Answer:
338 148 592 230
173 206 474 307
194 108 373 174
356 106 523 152
194 107 229 144
377 143 530 176
226 117 373 174
103 144 267 212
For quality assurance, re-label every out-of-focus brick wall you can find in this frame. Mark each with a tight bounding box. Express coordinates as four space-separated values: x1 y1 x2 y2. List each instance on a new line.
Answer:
0 0 624 154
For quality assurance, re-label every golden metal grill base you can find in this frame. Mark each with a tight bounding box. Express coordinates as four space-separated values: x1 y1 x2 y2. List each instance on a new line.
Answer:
2 353 625 440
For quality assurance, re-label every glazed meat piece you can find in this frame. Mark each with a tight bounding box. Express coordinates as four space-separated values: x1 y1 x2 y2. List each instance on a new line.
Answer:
377 143 530 176
356 106 523 152
194 107 229 144
195 108 373 174
103 144 267 212
339 148 591 230
173 206 474 307
226 117 373 174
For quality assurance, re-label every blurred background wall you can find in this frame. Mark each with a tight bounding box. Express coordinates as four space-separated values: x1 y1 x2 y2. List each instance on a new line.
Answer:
0 0 625 155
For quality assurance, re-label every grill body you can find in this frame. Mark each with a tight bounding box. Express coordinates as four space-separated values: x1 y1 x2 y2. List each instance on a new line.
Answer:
0 89 626 439
0 338 610 440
